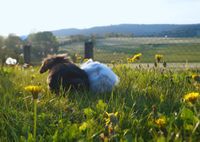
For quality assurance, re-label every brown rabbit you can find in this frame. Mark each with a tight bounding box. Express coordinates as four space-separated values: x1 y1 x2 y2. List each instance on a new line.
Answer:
39 54 89 95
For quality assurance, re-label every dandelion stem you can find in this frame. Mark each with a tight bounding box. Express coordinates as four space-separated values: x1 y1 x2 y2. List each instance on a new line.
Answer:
33 99 37 141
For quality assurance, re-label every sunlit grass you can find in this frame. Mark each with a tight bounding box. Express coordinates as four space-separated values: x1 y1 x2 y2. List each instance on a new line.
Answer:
0 64 200 141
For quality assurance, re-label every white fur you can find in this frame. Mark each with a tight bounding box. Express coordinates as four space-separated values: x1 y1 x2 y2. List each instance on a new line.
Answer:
5 57 17 65
81 59 119 93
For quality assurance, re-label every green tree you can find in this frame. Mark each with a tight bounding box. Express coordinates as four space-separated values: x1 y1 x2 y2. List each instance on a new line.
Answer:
27 31 59 58
0 36 5 65
0 34 22 65
0 36 4 48
5 34 22 58
5 34 22 49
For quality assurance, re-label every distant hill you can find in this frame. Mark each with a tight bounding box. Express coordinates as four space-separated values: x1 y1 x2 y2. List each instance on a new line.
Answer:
52 24 200 37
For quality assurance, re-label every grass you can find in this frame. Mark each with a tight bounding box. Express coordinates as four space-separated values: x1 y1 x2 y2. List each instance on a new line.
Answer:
0 63 200 141
59 37 200 63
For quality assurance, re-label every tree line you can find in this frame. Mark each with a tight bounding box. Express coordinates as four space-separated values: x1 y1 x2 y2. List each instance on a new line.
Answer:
0 32 58 65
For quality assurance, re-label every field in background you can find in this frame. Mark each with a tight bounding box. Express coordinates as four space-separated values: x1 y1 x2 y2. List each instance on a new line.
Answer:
59 37 200 63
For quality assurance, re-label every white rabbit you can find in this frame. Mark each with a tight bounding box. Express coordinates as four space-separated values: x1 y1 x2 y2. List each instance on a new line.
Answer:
81 59 119 93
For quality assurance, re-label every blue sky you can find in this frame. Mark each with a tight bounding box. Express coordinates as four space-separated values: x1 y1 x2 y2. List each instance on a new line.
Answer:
0 0 200 36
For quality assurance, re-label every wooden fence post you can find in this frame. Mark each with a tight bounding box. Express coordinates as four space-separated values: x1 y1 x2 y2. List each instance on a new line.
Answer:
23 45 31 64
84 40 94 59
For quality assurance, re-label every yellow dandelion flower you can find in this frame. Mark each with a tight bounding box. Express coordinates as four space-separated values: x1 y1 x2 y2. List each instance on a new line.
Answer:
155 54 163 63
127 53 142 63
24 85 42 99
192 74 200 83
133 53 142 61
79 122 88 131
131 57 136 62
105 112 118 126
127 57 132 63
183 92 199 103
155 117 166 127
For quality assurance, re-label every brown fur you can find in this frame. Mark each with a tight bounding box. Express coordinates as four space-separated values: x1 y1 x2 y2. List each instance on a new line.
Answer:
39 54 89 95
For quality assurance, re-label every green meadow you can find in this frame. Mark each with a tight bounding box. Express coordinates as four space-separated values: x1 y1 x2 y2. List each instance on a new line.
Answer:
0 63 200 141
59 37 200 63
0 37 200 141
